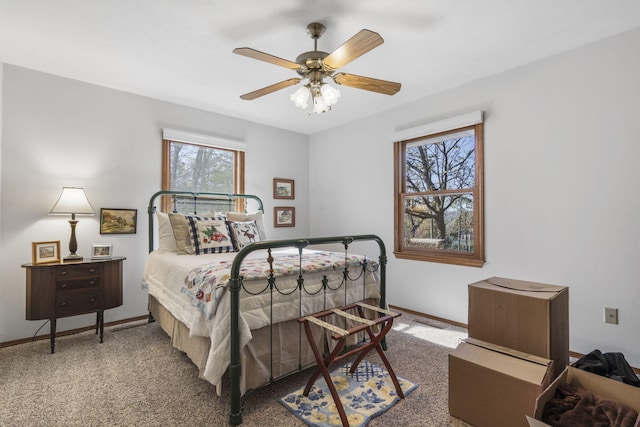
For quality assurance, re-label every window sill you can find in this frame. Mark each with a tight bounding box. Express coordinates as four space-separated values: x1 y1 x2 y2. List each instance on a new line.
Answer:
393 250 485 268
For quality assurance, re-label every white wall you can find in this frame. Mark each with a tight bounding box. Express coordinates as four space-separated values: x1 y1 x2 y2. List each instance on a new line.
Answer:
310 27 640 367
0 59 3 261
0 65 309 343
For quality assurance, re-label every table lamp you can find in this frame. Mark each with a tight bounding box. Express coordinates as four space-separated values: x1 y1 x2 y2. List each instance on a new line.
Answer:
49 187 96 261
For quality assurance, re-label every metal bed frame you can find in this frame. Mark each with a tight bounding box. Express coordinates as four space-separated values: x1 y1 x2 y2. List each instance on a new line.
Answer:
147 190 388 425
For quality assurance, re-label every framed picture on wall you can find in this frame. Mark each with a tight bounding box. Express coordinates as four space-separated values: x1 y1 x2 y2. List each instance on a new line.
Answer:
100 208 137 234
273 178 294 199
32 241 61 265
274 207 295 227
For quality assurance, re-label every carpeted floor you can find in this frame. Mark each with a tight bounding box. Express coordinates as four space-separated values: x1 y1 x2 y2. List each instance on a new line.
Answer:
0 311 471 426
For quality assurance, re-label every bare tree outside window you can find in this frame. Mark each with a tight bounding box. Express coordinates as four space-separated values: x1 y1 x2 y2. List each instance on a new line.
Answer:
394 124 484 266
162 140 245 213
168 142 235 193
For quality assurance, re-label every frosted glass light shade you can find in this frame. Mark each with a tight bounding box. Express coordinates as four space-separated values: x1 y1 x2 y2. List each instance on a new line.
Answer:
290 86 310 109
313 94 330 114
320 84 341 106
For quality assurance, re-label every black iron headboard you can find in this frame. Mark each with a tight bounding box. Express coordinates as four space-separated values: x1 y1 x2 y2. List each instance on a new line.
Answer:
146 190 265 253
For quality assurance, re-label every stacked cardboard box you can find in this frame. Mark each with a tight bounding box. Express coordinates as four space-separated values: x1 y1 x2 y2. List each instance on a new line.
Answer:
449 276 570 427
449 338 554 427
467 277 569 379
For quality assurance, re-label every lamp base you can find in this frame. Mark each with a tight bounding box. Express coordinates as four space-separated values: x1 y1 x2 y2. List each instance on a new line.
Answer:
64 254 83 262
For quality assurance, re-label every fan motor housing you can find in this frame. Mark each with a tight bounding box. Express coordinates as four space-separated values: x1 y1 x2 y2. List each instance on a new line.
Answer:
295 51 333 77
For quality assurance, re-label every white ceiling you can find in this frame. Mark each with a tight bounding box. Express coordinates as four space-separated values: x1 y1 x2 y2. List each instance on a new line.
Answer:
1 0 640 135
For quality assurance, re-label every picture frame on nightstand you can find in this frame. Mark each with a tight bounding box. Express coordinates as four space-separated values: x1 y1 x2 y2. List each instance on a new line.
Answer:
31 241 61 265
91 243 113 259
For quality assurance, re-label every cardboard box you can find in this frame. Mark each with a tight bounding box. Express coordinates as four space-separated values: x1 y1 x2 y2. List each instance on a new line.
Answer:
468 276 569 379
527 366 640 426
449 338 554 427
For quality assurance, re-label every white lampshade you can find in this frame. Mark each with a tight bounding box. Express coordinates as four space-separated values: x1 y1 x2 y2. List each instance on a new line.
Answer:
320 84 341 106
50 187 95 261
50 187 95 215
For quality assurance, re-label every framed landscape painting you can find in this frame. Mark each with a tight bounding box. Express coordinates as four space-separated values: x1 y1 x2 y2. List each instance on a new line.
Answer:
32 240 61 265
274 207 295 227
273 178 294 199
100 208 137 234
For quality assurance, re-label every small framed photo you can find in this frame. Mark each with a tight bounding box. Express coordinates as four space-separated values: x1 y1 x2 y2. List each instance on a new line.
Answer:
273 178 294 199
100 208 137 234
32 241 61 265
91 244 113 259
274 207 295 228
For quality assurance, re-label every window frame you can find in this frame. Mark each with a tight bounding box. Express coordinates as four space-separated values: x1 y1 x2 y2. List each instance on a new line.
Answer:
161 138 245 212
393 123 485 267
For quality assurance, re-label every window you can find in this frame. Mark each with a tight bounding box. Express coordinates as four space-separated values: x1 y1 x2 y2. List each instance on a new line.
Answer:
161 130 245 213
394 121 484 267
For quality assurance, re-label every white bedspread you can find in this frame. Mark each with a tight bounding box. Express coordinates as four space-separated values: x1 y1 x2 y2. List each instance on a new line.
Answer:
142 249 380 387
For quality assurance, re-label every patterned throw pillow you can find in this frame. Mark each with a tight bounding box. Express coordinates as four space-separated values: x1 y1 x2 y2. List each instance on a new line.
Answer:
226 211 267 240
186 216 233 254
227 220 261 251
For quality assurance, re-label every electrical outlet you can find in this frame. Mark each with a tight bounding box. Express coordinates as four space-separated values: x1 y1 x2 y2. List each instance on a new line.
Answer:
604 307 618 324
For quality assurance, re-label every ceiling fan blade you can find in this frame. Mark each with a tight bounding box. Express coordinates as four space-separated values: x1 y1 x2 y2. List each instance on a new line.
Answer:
239 78 302 100
323 29 384 70
233 47 300 70
333 73 401 95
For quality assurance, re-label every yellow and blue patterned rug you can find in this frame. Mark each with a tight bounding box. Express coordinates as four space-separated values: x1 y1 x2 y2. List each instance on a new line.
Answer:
278 360 417 427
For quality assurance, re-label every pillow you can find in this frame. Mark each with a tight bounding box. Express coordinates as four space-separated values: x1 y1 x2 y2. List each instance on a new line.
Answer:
157 212 178 253
227 220 261 251
168 213 194 255
226 210 267 240
186 215 234 255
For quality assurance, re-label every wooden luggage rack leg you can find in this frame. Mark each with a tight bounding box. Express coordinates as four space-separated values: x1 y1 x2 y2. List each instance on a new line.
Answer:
298 302 404 427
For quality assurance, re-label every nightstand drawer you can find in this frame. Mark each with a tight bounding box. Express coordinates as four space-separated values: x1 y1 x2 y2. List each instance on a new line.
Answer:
56 264 101 280
56 288 101 317
57 277 100 291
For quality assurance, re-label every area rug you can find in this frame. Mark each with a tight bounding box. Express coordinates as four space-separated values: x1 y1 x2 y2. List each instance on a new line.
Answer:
278 360 418 427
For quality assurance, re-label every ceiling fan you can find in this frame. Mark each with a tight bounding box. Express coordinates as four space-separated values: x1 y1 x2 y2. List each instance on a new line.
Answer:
233 22 401 114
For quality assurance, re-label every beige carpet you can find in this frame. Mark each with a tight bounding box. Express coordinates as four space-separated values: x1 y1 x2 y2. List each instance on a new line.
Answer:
0 311 471 426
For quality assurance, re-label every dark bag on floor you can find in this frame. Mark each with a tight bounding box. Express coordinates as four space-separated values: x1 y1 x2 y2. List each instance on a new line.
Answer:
573 349 640 388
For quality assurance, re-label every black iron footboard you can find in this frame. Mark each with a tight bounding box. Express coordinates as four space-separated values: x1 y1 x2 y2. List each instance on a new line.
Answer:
228 235 387 425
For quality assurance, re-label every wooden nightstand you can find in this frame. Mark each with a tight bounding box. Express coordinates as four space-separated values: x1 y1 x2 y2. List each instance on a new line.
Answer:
22 257 125 353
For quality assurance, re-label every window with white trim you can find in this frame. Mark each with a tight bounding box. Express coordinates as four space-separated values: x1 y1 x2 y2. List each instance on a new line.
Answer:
394 115 484 267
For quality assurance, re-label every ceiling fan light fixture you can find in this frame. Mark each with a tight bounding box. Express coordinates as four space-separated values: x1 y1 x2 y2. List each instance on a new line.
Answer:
291 82 335 114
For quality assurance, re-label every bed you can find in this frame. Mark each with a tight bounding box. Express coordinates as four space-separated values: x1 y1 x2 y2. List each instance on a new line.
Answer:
142 190 388 425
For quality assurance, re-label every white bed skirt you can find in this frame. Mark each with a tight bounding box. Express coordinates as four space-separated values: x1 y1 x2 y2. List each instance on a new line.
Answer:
148 295 378 395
